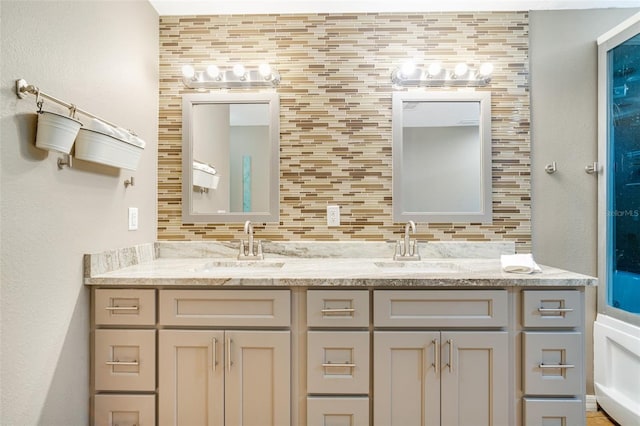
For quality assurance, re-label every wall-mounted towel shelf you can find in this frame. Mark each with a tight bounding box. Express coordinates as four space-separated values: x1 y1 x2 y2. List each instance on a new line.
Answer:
15 78 145 171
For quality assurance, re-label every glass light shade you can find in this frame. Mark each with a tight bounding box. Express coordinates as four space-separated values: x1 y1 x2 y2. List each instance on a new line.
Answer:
232 64 246 78
259 63 272 78
479 62 494 77
400 61 416 78
454 63 469 77
181 64 196 79
427 63 442 77
206 65 221 79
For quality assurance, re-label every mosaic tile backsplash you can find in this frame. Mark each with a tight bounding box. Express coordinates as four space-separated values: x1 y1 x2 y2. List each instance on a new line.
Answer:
158 12 531 250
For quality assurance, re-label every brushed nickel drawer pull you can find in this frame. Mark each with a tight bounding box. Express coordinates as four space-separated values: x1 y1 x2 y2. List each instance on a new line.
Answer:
539 363 575 369
322 363 356 368
538 308 574 313
227 338 233 372
105 360 139 366
433 339 439 374
212 338 217 371
447 339 454 373
105 306 139 311
321 308 355 314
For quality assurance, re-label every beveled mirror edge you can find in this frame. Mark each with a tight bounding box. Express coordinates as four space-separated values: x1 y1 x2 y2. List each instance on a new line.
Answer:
181 92 280 224
392 90 493 224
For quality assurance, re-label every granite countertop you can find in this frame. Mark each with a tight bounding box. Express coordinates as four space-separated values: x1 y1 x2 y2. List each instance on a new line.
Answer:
84 241 597 288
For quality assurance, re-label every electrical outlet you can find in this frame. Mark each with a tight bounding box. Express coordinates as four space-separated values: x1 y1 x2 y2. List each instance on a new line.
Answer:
128 207 139 231
327 205 340 226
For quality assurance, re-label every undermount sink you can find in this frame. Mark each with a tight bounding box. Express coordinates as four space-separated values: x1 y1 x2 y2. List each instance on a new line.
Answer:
373 260 461 273
196 259 285 272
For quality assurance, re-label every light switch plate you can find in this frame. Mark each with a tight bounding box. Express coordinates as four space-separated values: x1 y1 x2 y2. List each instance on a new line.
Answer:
128 207 138 231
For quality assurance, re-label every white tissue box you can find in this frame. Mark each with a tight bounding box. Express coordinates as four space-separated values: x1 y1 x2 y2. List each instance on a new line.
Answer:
75 128 144 170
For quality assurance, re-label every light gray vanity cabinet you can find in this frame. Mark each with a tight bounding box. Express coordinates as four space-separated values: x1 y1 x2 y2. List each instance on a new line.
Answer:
521 290 585 426
306 290 371 426
91 289 157 426
373 290 509 426
157 289 291 426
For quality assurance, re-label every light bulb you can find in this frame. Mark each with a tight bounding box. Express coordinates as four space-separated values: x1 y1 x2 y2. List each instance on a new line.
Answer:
479 62 494 77
427 62 442 77
233 64 246 78
454 63 469 77
400 60 416 78
259 63 272 78
206 65 221 79
181 64 195 79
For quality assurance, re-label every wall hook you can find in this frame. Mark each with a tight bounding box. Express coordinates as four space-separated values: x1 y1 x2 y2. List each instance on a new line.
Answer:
585 162 600 175
57 154 72 170
544 161 557 174
124 176 135 188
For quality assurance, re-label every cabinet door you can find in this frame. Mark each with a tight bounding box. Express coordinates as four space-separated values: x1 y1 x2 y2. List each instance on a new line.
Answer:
158 330 224 426
225 330 291 426
374 331 440 426
440 331 509 426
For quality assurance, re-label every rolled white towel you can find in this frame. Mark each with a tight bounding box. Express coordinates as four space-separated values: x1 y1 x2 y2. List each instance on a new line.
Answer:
500 254 542 274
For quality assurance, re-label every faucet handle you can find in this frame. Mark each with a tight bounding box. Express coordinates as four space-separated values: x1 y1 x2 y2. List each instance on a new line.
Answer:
409 240 420 258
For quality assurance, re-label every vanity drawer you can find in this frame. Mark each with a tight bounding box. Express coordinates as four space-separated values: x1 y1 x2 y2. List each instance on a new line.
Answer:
94 394 156 426
523 398 584 425
159 289 290 327
307 331 370 394
94 329 156 391
523 332 582 395
522 290 582 328
307 290 369 328
307 397 369 426
374 290 507 328
94 289 155 326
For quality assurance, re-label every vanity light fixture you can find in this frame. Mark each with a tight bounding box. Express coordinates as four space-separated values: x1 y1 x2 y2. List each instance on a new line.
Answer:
391 60 493 87
181 63 280 89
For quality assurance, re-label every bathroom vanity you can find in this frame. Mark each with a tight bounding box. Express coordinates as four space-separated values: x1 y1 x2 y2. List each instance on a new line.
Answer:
85 241 595 426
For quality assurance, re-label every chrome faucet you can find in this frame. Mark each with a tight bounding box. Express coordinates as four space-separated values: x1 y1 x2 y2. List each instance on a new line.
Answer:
394 220 420 260
238 220 263 260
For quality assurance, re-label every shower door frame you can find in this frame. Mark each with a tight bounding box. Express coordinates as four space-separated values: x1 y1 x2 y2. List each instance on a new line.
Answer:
597 13 640 328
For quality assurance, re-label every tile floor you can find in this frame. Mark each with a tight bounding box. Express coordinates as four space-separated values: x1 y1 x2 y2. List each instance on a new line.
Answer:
587 410 619 426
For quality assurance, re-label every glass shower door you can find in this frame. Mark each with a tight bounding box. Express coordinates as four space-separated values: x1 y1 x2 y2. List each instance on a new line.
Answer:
607 32 640 314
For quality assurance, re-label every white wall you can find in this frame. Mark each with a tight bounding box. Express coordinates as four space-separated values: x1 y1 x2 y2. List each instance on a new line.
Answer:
0 1 158 424
530 7 639 395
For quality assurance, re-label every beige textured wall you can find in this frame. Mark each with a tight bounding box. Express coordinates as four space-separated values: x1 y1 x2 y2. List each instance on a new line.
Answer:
0 1 158 423
530 7 640 396
158 13 531 248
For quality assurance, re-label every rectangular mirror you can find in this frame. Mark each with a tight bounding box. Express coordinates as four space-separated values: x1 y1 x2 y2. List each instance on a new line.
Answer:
392 91 492 223
182 93 280 223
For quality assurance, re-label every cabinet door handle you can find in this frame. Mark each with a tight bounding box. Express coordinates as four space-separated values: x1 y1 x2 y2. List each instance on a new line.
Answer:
537 308 574 313
539 363 575 369
212 338 217 371
433 339 439 375
105 360 139 366
227 338 233 372
321 363 356 368
447 339 454 373
105 306 139 311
